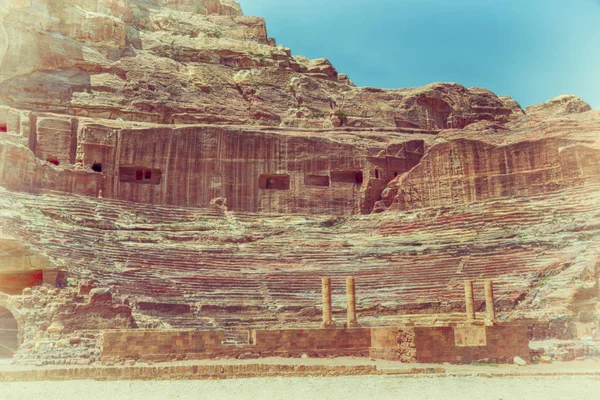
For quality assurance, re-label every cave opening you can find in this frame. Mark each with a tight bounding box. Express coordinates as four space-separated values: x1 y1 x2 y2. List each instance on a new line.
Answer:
92 163 102 173
330 170 363 186
259 174 290 190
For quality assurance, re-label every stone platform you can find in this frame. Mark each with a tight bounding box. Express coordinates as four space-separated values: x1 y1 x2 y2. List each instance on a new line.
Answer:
98 323 528 364
0 358 599 382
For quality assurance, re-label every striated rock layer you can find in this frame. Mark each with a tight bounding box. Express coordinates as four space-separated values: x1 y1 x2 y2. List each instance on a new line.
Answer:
0 0 516 129
0 104 431 214
0 181 598 341
383 108 600 210
0 0 598 355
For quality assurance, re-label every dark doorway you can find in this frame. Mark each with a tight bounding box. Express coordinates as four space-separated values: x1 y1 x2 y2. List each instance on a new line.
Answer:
92 163 102 173
259 174 290 190
331 170 363 186
119 166 162 185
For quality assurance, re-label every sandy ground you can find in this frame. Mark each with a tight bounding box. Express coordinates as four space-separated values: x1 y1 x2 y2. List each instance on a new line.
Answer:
1 375 599 400
1 358 599 399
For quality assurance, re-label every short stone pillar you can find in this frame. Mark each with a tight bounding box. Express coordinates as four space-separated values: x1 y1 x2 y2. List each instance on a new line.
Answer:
346 277 360 328
464 280 475 322
321 277 335 329
484 280 496 322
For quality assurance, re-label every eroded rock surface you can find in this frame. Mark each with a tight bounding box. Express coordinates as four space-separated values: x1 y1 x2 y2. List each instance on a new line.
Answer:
0 0 598 359
0 0 518 129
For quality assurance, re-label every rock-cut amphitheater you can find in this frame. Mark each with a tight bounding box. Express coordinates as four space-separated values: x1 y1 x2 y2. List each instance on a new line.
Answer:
0 0 599 369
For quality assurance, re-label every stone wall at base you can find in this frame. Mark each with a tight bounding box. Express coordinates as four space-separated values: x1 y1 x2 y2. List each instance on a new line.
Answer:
251 328 372 357
414 324 530 364
369 326 416 362
100 330 226 362
97 324 530 364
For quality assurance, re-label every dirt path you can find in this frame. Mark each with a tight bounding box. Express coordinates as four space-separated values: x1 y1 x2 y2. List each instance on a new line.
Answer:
2 375 600 400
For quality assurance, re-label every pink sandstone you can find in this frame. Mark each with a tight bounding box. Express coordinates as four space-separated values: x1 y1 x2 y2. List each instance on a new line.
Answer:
0 0 598 366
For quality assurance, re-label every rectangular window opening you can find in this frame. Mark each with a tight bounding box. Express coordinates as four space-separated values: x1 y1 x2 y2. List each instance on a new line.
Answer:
119 165 162 185
259 174 290 190
330 170 363 186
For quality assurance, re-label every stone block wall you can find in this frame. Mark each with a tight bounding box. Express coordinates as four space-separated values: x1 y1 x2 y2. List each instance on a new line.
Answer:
251 328 372 357
478 325 530 362
98 328 373 361
100 330 226 362
369 326 416 362
414 324 530 364
94 324 529 364
413 326 456 362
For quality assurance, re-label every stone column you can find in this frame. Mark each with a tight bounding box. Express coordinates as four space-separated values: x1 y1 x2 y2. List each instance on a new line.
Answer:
321 277 335 329
464 280 475 322
484 280 496 322
346 277 360 328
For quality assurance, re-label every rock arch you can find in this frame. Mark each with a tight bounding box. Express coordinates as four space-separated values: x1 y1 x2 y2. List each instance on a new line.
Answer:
0 292 24 354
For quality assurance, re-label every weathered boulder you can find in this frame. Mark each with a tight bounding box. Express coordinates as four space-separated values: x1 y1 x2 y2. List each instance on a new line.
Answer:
88 288 112 305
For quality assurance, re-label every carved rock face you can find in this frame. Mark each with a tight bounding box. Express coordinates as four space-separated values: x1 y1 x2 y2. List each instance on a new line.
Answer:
0 0 599 347
385 136 600 210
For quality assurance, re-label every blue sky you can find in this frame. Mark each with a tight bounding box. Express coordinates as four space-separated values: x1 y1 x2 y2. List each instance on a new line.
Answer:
239 0 600 109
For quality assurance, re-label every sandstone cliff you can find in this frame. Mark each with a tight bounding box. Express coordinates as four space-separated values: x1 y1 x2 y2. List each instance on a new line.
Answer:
0 0 598 349
0 0 517 129
383 108 600 210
